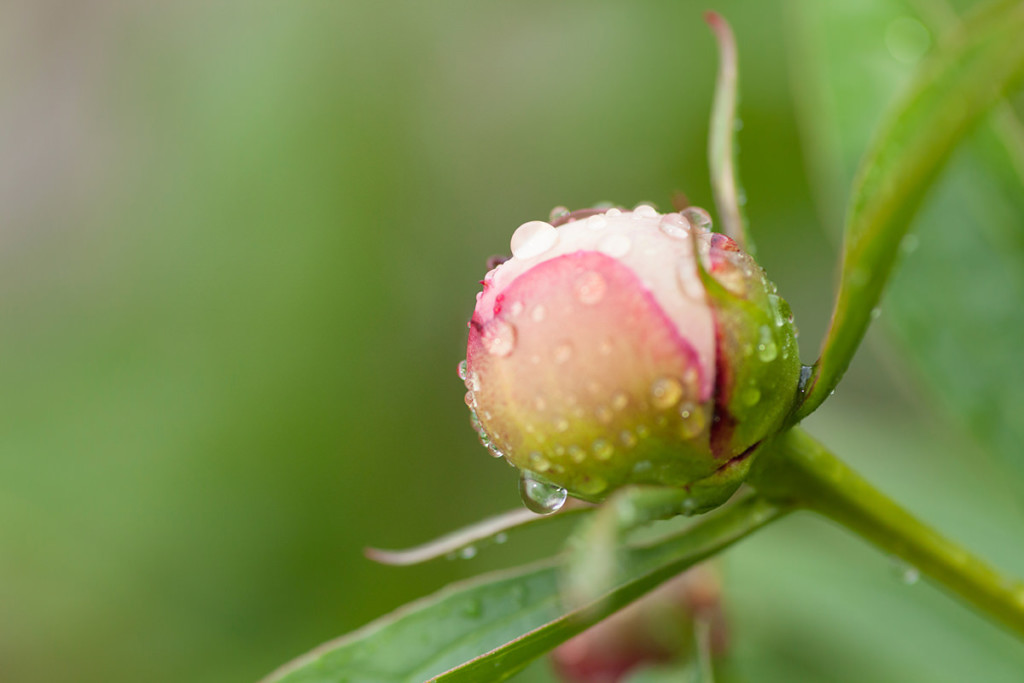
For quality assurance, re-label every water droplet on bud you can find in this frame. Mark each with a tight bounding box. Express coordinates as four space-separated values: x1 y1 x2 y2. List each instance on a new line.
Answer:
650 377 684 409
482 319 517 357
756 326 778 362
681 207 712 231
529 451 552 472
553 342 573 364
611 392 628 410
632 204 659 218
659 213 691 239
592 439 614 461
549 206 570 222
457 360 469 380
519 472 567 514
587 214 607 230
574 271 607 305
678 402 706 438
577 475 607 496
510 221 559 259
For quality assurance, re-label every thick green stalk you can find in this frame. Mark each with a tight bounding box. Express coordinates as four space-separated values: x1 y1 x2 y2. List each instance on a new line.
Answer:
752 428 1024 639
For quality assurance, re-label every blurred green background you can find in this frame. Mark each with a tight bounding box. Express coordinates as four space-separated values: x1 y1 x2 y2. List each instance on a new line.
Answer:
3 1 1023 681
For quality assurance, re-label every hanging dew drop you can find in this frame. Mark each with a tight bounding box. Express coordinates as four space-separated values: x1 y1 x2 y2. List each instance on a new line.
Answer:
457 360 469 381
518 472 567 514
510 220 559 259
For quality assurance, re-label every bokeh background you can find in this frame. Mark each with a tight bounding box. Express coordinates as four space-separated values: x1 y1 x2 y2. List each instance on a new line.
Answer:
3 1 1024 681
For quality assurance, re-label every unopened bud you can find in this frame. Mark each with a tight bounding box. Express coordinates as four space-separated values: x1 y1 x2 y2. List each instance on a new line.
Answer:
461 206 799 509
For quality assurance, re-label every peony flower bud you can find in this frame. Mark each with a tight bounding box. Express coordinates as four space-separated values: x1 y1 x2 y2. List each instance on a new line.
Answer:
460 206 800 512
550 564 727 683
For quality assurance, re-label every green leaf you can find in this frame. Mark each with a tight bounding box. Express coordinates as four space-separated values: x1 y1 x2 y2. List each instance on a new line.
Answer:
791 0 1024 479
794 0 1024 420
262 495 788 683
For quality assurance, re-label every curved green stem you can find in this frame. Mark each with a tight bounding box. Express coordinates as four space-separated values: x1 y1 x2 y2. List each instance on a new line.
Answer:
752 428 1024 639
705 12 753 254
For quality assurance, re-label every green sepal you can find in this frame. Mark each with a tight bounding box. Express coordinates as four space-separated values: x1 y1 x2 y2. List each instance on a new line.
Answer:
698 258 801 457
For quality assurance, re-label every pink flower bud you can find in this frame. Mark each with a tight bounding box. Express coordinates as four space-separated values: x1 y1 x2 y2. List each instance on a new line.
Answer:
461 206 800 511
550 565 727 683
